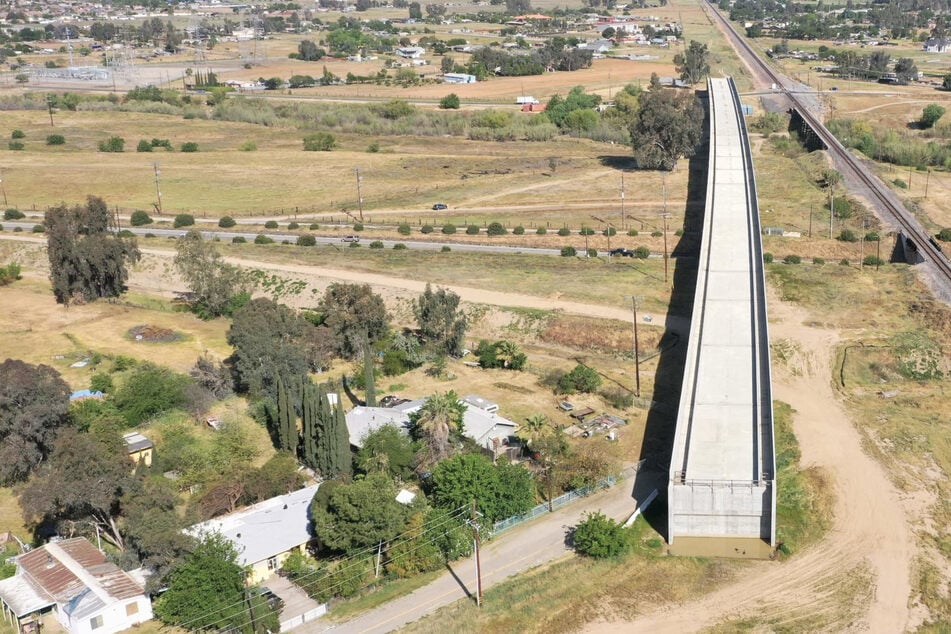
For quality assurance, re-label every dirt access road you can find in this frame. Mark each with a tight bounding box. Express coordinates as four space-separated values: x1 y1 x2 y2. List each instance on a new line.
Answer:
583 293 917 633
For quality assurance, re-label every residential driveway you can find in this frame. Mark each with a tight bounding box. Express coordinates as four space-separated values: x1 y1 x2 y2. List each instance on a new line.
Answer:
305 470 651 634
263 574 324 631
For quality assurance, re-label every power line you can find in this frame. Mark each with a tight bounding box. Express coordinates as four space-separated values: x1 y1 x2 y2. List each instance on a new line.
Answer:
172 504 471 630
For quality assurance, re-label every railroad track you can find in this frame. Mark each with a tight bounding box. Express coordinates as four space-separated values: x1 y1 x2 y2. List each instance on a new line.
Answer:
704 0 951 286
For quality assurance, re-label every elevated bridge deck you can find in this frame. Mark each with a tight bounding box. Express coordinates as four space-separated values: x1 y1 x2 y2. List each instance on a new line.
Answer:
668 77 776 550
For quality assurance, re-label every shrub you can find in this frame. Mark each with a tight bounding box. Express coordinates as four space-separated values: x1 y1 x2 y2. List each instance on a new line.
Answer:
98 136 124 152
297 234 317 246
651 230 663 237
303 132 336 151
536 227 547 235
89 373 114 394
136 139 153 152
421 224 434 234
46 134 65 145
579 226 594 236
31 224 45 233
627 229 639 236
863 255 884 266
367 141 380 153
239 141 257 151
309 223 320 230
353 223 364 231
557 227 571 236
837 229 857 242
441 245 451 252
634 246 650 259
486 222 506 236
117 229 134 237
893 179 907 189
13 227 22 232
572 512 628 559
232 236 247 244
3 209 24 220
11 130 25 139
937 228 951 242
369 240 384 249
397 223 411 235
601 386 634 410
763 252 774 263
466 225 480 235
264 220 279 229
603 227 616 237
0 262 19 284
442 224 457 234
288 222 300 230
218 216 236 228
557 364 602 394
254 234 274 245
830 197 852 219
587 248 598 257
920 104 946 129
130 210 152 226
839 258 851 266
8 142 24 151
864 231 880 242
393 243 407 250
439 93 461 109
348 241 361 248
813 256 825 265
113 363 190 426
560 246 577 257
782 254 801 264
173 214 195 228
675 229 684 236
513 226 525 235
180 142 199 153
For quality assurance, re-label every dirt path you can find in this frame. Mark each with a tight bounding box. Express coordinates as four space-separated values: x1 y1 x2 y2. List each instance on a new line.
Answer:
581 292 916 633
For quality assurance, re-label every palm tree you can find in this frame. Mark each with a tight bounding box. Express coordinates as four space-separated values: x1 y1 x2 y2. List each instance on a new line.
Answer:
495 340 521 369
413 390 466 469
520 413 551 448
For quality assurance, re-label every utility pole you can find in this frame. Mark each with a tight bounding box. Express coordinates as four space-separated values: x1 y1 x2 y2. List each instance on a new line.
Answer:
354 167 364 222
46 95 55 127
925 169 931 198
620 173 626 231
153 162 163 215
471 500 483 607
631 297 641 398
659 212 670 285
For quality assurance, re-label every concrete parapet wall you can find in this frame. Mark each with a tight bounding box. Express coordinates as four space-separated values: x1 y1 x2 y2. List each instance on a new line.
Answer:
669 481 771 538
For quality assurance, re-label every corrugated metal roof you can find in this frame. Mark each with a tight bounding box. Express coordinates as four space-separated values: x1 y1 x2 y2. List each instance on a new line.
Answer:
18 538 145 605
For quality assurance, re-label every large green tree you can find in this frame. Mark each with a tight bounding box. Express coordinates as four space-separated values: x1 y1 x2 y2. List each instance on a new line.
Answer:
0 359 71 484
299 382 351 479
319 283 389 359
174 231 253 319
356 424 415 480
413 284 467 355
311 473 410 553
227 298 328 398
629 88 704 171
154 533 277 632
120 477 195 586
673 40 710 85
45 195 140 305
20 427 132 549
429 453 534 523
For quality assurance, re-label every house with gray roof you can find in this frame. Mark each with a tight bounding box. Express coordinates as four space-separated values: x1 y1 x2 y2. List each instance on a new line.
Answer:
185 484 320 584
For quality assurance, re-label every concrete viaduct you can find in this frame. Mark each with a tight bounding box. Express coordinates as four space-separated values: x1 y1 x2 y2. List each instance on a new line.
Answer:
667 77 776 556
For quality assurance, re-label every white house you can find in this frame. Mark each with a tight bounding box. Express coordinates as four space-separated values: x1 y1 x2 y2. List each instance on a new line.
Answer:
395 46 425 59
185 484 320 584
0 538 152 634
346 396 518 452
444 72 477 84
924 37 951 53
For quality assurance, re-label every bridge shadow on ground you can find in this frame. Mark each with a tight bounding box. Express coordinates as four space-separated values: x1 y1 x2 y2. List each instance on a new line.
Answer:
633 90 710 542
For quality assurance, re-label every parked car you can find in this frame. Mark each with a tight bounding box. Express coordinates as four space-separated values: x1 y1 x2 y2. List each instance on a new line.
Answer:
342 235 360 242
432 203 448 210
610 248 633 257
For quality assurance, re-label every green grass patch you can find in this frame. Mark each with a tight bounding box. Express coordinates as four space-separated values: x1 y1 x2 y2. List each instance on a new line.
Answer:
774 401 831 555
326 570 444 622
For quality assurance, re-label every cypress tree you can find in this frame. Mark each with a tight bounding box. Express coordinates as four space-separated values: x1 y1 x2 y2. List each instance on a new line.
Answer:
315 384 333 476
363 341 376 408
332 392 353 479
301 382 319 469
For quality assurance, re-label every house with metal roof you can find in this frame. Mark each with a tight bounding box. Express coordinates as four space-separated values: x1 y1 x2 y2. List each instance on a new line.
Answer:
0 538 152 634
185 484 320 584
122 432 153 468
